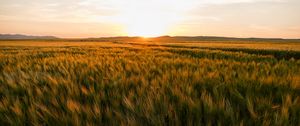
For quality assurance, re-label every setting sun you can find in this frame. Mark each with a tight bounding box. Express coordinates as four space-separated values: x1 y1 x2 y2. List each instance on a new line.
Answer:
113 0 196 37
124 17 169 37
118 10 171 37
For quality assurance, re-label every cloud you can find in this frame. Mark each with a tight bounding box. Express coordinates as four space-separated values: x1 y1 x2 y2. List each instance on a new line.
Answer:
199 0 286 4
0 0 120 23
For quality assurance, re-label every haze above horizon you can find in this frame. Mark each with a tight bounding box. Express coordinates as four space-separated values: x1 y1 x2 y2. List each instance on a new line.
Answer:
0 0 299 38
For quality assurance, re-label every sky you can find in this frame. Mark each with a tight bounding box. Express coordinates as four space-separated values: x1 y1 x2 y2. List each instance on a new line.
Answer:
0 0 299 38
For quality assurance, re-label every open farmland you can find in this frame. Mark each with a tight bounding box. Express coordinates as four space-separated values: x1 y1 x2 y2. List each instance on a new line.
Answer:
0 39 300 125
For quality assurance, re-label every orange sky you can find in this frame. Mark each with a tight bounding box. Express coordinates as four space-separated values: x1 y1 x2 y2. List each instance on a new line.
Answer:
0 0 299 38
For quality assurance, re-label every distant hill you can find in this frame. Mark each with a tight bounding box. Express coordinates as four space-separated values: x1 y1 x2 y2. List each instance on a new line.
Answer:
1 34 299 42
0 34 58 40
151 36 300 42
84 36 300 42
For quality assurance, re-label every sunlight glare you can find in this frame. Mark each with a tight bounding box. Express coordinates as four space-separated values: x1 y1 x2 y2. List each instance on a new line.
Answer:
113 0 198 37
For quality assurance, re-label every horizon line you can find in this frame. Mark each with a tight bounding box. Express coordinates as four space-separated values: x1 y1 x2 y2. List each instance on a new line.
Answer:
0 33 300 40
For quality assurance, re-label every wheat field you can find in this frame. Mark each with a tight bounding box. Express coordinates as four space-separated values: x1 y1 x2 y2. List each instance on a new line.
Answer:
0 40 300 125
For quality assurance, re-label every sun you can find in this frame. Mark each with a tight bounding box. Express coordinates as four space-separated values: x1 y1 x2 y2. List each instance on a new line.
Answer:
118 9 176 37
124 13 171 37
113 0 193 37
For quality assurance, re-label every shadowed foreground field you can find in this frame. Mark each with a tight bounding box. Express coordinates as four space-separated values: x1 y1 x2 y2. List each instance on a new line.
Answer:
0 40 300 125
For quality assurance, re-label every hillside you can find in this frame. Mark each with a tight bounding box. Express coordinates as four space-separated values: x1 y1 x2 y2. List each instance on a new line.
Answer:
0 34 58 40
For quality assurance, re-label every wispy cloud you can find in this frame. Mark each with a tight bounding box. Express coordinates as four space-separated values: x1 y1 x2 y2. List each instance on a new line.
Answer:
0 0 119 23
199 0 286 4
